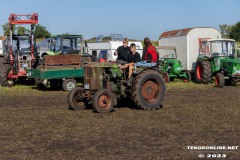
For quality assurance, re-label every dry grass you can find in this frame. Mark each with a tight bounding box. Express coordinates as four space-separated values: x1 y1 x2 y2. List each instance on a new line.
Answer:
0 82 240 159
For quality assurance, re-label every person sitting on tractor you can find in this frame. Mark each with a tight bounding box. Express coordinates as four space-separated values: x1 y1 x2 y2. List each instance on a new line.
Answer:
122 43 140 86
114 38 131 65
135 37 158 67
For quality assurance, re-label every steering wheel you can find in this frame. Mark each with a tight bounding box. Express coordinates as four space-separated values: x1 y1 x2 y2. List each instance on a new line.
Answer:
162 55 169 58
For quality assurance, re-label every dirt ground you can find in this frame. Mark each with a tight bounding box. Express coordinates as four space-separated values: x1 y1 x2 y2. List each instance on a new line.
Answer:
0 83 240 160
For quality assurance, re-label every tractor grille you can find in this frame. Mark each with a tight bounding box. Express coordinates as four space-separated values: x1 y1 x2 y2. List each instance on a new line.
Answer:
18 55 32 71
86 68 93 78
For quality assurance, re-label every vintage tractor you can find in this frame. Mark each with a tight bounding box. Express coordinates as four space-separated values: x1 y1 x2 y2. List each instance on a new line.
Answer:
195 39 240 87
68 62 166 113
156 46 191 82
0 13 38 87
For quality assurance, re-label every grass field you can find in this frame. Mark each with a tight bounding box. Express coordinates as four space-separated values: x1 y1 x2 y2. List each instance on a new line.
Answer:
0 82 240 159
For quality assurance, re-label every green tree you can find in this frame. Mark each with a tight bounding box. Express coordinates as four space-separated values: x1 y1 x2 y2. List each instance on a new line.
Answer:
229 22 240 41
17 26 29 35
219 24 233 38
1 23 16 36
34 24 51 39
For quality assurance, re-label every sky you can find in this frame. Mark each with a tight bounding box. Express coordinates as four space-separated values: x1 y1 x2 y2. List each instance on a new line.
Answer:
0 0 239 40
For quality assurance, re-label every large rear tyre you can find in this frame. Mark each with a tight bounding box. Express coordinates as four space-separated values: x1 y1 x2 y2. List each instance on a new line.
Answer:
215 73 225 88
0 63 14 87
93 89 115 113
195 59 212 84
131 70 166 110
62 79 77 92
68 87 86 110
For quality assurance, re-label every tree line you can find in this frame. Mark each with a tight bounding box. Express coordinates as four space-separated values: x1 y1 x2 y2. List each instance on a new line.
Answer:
219 21 240 41
1 21 240 41
1 23 51 39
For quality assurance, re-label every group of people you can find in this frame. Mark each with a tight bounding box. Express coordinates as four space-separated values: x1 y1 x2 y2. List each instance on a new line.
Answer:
114 37 159 85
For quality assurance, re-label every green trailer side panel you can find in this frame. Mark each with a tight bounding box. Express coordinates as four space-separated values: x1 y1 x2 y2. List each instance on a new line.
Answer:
27 68 84 80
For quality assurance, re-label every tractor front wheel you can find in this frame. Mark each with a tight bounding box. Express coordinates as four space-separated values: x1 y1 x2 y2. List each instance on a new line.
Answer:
185 71 192 82
163 72 170 83
93 89 115 113
68 87 87 110
131 70 166 110
215 73 225 88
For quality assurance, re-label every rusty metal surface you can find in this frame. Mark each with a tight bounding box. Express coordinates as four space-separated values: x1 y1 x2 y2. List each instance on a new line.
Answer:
42 54 82 70
141 80 159 101
84 62 116 68
84 67 104 90
159 28 193 38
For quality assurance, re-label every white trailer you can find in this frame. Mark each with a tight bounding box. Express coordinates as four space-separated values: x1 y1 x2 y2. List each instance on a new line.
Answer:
88 34 143 62
159 27 221 71
0 40 3 55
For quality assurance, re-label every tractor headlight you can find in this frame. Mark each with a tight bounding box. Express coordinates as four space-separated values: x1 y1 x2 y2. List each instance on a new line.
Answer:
177 67 182 71
168 66 172 69
233 67 236 70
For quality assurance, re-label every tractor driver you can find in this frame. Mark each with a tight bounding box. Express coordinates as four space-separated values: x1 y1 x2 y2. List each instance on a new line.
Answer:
114 38 131 65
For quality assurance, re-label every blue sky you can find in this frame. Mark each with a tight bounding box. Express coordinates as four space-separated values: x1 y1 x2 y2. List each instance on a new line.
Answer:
0 0 239 40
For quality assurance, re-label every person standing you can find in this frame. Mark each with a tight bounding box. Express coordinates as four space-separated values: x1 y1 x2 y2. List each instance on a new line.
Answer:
114 38 131 65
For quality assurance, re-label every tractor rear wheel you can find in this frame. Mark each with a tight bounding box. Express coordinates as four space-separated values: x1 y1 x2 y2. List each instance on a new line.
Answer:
68 87 86 110
0 63 14 87
195 59 212 84
131 70 166 110
215 73 225 88
93 89 115 113
62 79 77 92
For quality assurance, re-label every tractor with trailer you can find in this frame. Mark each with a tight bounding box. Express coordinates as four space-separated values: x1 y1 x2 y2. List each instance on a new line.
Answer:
195 39 240 87
0 13 38 87
68 61 166 113
156 46 191 82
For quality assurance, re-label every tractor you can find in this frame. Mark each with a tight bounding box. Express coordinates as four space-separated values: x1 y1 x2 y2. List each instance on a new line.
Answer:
195 39 240 87
156 46 191 82
0 13 38 87
37 34 84 58
68 62 166 113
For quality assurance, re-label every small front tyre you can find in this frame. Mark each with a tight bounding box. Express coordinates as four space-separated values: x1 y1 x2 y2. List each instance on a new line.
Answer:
62 79 77 92
215 73 225 88
93 89 115 113
68 87 87 110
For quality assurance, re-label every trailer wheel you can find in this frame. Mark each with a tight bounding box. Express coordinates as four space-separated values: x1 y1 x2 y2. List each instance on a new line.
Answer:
215 73 225 88
62 79 77 92
93 89 115 113
131 70 166 110
0 63 14 87
68 87 86 110
195 59 212 84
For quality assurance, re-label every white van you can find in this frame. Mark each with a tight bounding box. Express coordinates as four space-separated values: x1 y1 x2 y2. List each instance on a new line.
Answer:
88 34 143 62
0 40 3 55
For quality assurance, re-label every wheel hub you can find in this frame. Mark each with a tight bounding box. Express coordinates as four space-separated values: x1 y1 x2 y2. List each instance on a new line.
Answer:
141 80 158 101
98 95 110 109
66 82 76 90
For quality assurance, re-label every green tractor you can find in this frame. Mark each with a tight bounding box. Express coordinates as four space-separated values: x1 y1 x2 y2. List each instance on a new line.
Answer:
195 39 240 87
68 62 166 113
156 46 191 82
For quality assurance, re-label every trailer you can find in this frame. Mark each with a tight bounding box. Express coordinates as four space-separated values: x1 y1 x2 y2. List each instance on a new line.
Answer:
87 34 143 62
159 27 221 72
27 54 92 91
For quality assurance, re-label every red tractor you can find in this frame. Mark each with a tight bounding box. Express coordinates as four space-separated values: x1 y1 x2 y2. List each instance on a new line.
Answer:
0 13 38 87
